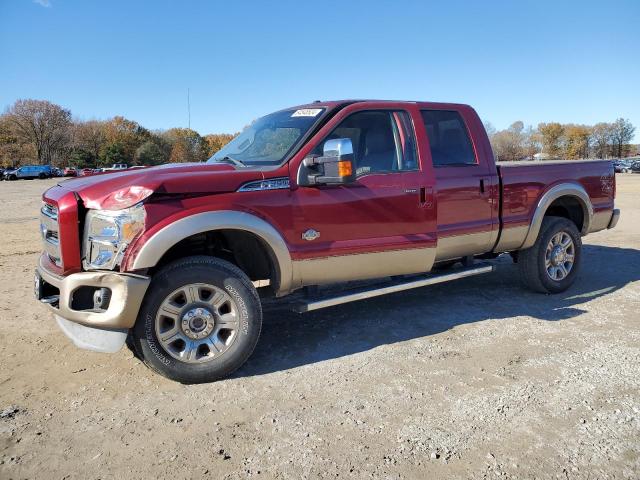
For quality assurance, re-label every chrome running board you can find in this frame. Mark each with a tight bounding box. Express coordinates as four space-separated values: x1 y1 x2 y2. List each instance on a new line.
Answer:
293 263 494 313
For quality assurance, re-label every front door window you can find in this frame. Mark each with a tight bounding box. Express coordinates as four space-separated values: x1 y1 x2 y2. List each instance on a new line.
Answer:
314 110 418 176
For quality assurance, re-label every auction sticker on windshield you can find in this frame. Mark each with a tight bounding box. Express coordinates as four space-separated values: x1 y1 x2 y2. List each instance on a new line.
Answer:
291 109 322 117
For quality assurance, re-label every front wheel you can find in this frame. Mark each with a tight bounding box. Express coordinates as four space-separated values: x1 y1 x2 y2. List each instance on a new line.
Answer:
132 256 262 383
517 216 582 293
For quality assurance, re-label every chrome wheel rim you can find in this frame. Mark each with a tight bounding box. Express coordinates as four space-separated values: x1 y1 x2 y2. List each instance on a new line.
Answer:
155 283 239 363
545 232 575 281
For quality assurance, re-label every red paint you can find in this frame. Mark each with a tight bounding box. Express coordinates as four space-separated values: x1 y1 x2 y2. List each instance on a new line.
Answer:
426 104 499 250
41 185 82 274
498 161 615 229
40 100 616 277
285 102 438 260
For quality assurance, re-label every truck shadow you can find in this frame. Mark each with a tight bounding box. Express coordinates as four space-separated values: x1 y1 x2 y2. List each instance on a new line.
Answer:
235 244 640 378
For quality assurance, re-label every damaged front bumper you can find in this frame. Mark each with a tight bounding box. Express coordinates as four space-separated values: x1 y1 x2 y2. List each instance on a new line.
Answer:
35 255 150 352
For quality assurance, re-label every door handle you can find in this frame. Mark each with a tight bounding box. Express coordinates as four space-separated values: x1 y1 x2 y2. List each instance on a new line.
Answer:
479 177 492 196
420 186 434 208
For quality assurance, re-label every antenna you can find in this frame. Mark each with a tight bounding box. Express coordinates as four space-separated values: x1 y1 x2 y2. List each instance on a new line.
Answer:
187 88 191 129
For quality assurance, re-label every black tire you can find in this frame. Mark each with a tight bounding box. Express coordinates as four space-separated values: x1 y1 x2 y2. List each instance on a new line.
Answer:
8 175 16 181
518 216 582 294
132 255 262 383
38 173 46 179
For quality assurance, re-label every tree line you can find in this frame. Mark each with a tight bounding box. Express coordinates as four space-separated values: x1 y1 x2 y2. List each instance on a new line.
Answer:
0 98 637 168
0 99 236 168
486 118 636 162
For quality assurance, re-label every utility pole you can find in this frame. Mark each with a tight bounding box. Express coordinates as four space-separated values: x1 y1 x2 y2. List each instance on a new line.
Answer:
187 88 191 130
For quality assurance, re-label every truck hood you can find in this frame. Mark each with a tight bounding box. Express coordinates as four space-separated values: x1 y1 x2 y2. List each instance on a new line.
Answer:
60 163 269 210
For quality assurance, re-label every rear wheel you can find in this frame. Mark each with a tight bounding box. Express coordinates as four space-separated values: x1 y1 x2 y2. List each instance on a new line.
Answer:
38 173 46 179
518 216 582 293
132 256 262 383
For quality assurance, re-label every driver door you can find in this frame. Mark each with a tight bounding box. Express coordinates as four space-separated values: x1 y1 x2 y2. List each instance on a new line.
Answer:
288 106 437 288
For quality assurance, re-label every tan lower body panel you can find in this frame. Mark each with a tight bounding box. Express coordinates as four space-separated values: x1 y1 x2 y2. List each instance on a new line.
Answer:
434 231 493 261
589 209 614 233
496 209 613 254
292 247 436 288
493 225 529 252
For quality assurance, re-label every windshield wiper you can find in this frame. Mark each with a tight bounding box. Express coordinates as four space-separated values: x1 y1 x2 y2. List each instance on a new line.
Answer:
217 156 247 168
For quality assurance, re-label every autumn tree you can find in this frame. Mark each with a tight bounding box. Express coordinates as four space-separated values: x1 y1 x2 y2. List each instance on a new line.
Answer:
204 133 236 156
163 128 209 163
563 125 591 159
610 118 635 158
3 99 72 164
538 123 564 159
0 116 35 167
73 120 106 162
101 116 150 165
167 141 188 163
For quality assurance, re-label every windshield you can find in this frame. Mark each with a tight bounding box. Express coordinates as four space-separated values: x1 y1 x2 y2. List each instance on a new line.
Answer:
207 108 326 166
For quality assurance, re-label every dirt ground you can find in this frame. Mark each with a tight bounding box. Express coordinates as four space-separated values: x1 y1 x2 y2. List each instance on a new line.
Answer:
0 174 639 480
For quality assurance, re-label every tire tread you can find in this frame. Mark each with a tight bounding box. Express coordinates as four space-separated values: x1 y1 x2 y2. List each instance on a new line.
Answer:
518 216 582 294
132 255 262 384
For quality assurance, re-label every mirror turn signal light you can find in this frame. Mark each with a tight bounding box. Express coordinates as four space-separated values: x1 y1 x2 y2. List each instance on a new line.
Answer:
337 160 353 177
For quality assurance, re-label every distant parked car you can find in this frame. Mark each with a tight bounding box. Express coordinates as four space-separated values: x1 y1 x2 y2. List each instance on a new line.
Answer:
631 161 640 173
614 160 633 173
79 168 96 176
63 167 77 177
104 163 128 171
51 167 64 177
4 165 52 180
2 168 17 180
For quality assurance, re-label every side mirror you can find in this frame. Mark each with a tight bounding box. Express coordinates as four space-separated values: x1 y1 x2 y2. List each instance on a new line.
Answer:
298 138 356 186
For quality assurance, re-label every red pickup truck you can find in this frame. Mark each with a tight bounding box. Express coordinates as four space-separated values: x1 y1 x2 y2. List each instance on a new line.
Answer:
35 100 620 383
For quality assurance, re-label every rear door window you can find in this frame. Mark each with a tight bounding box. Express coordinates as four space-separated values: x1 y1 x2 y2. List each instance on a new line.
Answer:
421 110 476 166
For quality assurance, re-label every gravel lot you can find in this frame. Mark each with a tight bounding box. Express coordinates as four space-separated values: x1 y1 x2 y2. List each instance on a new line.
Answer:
1 174 639 479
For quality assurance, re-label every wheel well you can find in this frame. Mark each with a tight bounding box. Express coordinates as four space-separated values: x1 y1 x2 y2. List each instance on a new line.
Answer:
545 196 585 231
152 229 278 294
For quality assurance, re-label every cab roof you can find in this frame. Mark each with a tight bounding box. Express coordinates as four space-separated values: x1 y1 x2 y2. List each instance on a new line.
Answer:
288 99 472 111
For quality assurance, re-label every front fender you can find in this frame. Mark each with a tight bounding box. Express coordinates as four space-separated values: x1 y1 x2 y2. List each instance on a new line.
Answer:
129 210 294 296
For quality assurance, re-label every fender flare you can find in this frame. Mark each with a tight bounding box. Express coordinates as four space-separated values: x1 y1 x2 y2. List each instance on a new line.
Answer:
521 183 593 250
130 210 293 296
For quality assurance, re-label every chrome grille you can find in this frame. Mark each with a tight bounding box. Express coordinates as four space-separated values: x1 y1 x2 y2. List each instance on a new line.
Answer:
40 202 62 267
42 202 58 219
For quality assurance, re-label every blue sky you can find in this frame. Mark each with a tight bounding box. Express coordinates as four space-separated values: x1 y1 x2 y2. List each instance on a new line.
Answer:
1 0 639 139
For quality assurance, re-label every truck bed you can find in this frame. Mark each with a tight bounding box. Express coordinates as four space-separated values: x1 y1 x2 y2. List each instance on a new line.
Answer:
494 159 615 252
